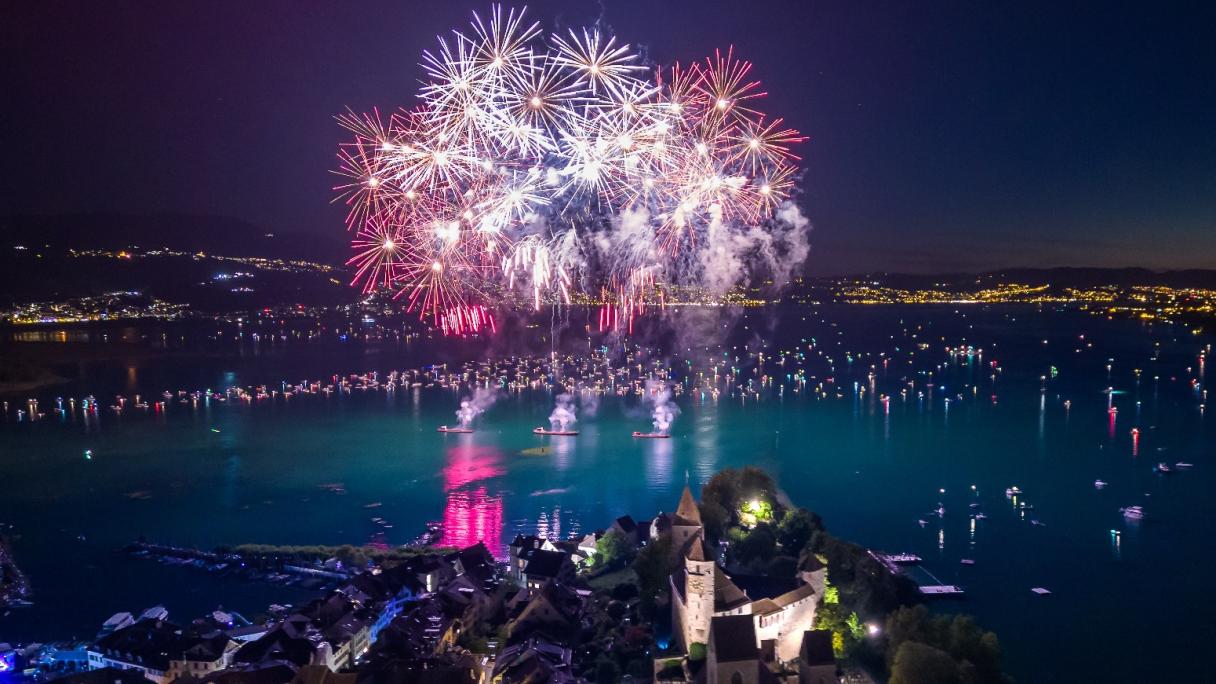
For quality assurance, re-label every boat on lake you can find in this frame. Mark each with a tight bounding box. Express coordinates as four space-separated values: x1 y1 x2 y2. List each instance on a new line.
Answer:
1155 462 1173 473
437 425 473 434
632 431 670 439
533 427 578 436
1120 505 1145 519
1175 462 1194 469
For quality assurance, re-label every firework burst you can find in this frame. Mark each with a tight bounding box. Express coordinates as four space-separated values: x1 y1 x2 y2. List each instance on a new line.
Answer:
333 4 808 334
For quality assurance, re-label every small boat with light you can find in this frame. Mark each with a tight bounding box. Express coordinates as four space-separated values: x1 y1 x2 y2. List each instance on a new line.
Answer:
1154 462 1173 473
1094 480 1108 489
1005 486 1022 497
437 425 473 434
1175 462 1194 469
1120 505 1144 519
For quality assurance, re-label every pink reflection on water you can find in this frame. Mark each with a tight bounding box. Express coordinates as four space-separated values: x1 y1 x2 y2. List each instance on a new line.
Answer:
443 445 505 490
443 487 504 557
441 444 505 557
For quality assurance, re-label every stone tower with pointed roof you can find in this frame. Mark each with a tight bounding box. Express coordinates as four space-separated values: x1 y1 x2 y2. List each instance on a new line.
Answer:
671 484 703 560
669 484 718 651
679 534 716 649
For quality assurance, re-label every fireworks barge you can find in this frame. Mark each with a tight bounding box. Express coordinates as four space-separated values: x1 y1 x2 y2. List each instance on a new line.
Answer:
533 427 578 436
632 432 671 439
437 425 473 434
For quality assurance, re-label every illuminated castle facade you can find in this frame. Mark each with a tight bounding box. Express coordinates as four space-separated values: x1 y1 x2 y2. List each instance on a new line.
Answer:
668 485 824 662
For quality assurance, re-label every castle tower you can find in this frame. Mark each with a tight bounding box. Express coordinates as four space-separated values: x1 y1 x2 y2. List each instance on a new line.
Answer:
682 535 716 649
671 484 703 558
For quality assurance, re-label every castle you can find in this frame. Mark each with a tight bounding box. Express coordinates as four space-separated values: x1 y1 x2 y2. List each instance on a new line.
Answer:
669 485 825 663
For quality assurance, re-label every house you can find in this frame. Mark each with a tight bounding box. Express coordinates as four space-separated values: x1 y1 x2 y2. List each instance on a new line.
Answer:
87 619 235 684
608 515 639 546
506 580 584 640
293 595 373 668
232 616 333 671
168 636 240 681
521 550 573 594
443 543 498 593
356 649 480 684
437 572 501 627
797 631 838 684
53 667 148 684
338 565 425 643
194 662 298 684
575 533 599 562
507 535 559 585
491 635 575 683
706 615 774 684
707 615 760 684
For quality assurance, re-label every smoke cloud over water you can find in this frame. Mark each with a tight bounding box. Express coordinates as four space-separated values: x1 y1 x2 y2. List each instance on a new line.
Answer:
644 379 681 434
455 387 499 428
548 393 578 431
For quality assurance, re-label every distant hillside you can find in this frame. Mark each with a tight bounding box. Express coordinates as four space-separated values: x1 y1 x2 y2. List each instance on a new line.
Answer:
0 213 345 264
841 267 1216 289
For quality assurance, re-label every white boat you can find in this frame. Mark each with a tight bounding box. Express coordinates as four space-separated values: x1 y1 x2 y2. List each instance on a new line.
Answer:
1005 486 1022 497
533 426 578 436
1031 587 1052 595
632 431 671 439
1120 506 1145 519
437 425 473 434
1155 462 1173 473
1094 480 1108 488
1175 462 1194 469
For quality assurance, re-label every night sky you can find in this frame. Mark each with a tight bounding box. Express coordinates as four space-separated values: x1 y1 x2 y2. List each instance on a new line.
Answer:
3 1 1214 275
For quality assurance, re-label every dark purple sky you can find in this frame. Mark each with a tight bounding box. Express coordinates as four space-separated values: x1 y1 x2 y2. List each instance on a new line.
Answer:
3 1 1214 275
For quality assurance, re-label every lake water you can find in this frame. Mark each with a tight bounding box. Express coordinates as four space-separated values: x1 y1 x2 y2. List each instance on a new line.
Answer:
1 305 1211 682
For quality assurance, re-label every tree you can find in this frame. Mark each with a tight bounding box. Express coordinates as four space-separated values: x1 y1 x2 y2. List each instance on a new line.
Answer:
888 642 962 684
595 530 630 567
732 523 777 568
777 508 821 553
632 533 673 617
688 642 707 661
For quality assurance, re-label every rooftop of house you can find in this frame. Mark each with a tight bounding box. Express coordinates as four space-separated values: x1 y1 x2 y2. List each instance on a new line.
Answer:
232 624 317 668
54 667 149 684
799 630 836 667
197 662 298 684
612 515 637 534
523 549 568 580
93 620 229 671
710 614 759 663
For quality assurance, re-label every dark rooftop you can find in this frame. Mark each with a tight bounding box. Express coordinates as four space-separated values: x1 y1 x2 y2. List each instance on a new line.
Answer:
523 549 568 580
799 630 836 667
710 614 758 663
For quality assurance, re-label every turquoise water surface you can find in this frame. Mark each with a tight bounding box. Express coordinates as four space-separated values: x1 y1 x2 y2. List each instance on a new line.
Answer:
1 305 1211 682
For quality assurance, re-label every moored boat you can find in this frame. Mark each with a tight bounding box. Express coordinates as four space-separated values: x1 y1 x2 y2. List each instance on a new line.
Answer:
533 426 578 436
632 431 671 439
437 425 473 434
1120 505 1144 519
